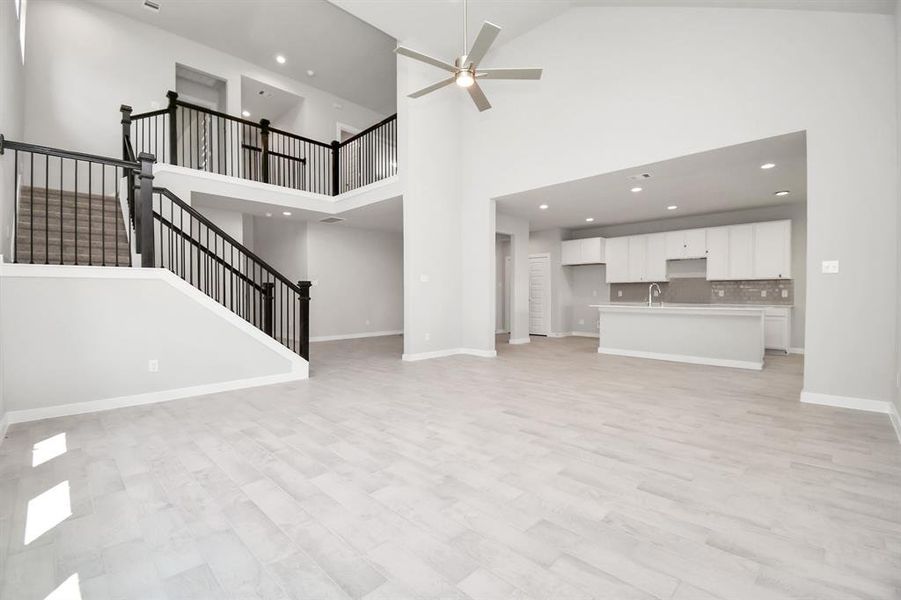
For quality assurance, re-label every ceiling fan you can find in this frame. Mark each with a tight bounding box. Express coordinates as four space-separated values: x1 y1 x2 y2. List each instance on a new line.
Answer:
395 0 543 112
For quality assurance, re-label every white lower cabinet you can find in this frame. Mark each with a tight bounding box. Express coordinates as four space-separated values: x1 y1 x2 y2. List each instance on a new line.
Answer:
764 307 791 353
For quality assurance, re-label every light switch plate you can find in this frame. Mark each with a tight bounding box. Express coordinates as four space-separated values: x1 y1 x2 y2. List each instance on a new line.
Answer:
148 359 159 373
822 260 839 274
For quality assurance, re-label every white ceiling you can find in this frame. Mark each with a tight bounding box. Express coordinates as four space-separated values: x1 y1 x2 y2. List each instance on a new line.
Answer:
192 193 403 232
240 76 302 125
88 0 398 115
495 131 807 231
332 0 894 61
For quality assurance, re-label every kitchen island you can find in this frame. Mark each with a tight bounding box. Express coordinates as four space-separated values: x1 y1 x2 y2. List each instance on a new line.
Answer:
590 304 766 370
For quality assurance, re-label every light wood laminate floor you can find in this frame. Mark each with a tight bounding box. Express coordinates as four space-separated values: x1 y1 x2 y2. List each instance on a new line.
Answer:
1 335 899 600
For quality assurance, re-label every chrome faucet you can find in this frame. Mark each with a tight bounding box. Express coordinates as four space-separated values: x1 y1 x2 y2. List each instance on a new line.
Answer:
648 282 662 307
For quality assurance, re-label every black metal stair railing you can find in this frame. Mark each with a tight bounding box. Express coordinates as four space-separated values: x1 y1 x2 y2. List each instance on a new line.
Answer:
123 91 397 196
0 136 311 361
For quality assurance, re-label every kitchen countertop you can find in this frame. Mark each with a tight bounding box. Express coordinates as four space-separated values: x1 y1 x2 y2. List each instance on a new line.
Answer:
590 303 768 317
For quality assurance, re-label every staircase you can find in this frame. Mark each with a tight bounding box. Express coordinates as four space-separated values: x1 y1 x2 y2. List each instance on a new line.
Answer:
16 187 131 266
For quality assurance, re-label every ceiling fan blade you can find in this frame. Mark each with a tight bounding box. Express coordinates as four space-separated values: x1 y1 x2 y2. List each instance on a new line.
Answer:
466 22 501 67
477 68 543 80
408 77 455 99
467 82 491 112
395 46 457 73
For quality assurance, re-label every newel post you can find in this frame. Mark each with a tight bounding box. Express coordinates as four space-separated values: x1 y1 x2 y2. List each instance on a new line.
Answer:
137 152 156 268
330 141 340 196
262 282 275 336
297 280 312 361
260 118 271 184
121 105 135 225
166 90 178 165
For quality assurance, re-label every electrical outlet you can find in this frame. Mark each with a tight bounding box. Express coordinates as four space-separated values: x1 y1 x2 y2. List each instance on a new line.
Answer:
148 359 159 373
424 332 430 341
617 290 623 297
781 289 789 298
760 290 767 298
592 290 597 297
718 290 725 297
821 260 839 274
578 319 585 325
365 319 370 326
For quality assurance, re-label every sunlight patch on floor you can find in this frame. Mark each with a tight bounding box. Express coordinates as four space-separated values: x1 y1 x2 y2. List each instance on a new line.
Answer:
44 573 81 600
32 433 67 467
24 481 71 545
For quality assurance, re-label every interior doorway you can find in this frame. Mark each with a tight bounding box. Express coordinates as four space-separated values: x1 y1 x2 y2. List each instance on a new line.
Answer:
495 233 511 340
529 253 551 336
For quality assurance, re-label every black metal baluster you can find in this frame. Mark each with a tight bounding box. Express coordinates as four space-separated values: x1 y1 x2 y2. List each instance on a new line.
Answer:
59 157 63 264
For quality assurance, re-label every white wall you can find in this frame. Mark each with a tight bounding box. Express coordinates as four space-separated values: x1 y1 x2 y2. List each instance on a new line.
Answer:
496 211 530 343
306 223 403 339
529 228 572 336
453 6 898 405
399 56 464 357
23 1 387 159
195 205 246 244
0 0 26 422
896 0 901 416
0 266 303 416
571 203 807 348
251 216 308 283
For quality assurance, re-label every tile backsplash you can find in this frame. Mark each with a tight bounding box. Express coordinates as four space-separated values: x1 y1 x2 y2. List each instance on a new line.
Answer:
610 278 793 305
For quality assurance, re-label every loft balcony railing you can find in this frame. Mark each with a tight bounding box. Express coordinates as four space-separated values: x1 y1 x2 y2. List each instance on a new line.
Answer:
0 135 312 360
123 91 397 196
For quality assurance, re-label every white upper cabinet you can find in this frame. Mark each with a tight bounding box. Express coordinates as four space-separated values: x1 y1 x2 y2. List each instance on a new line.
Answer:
561 237 605 265
605 237 630 282
753 220 791 279
728 224 755 279
705 226 730 280
665 228 707 260
645 233 668 281
603 219 791 283
628 235 647 281
561 240 582 265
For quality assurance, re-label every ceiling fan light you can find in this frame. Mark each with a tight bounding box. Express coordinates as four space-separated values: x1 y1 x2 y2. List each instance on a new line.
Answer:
456 71 475 88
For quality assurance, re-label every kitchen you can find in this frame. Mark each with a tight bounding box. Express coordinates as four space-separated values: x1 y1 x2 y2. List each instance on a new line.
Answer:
495 131 806 371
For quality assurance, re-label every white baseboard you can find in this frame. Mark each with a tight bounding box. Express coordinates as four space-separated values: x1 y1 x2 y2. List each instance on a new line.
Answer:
401 348 497 361
548 333 568 338
789 347 805 355
495 329 508 334
801 391 901 443
310 330 402 342
508 338 530 345
598 347 763 371
570 330 600 338
3 371 308 428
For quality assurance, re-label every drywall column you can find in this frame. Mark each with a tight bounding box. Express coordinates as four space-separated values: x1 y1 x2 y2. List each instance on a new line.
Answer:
496 211 530 344
398 55 464 359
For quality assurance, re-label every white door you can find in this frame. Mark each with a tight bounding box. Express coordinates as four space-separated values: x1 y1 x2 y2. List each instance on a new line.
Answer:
605 237 630 283
529 254 550 336
504 256 512 333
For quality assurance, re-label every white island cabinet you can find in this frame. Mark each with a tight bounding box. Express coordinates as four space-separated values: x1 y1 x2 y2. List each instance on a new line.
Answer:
591 304 766 370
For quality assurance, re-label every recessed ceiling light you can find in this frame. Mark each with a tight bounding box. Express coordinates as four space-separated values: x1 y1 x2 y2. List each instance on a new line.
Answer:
306 69 315 77
275 55 286 64
631 187 643 193
539 204 548 210
774 190 790 196
667 205 678 210
282 211 292 216
761 163 776 169
265 212 272 217
242 110 250 117
585 217 594 222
